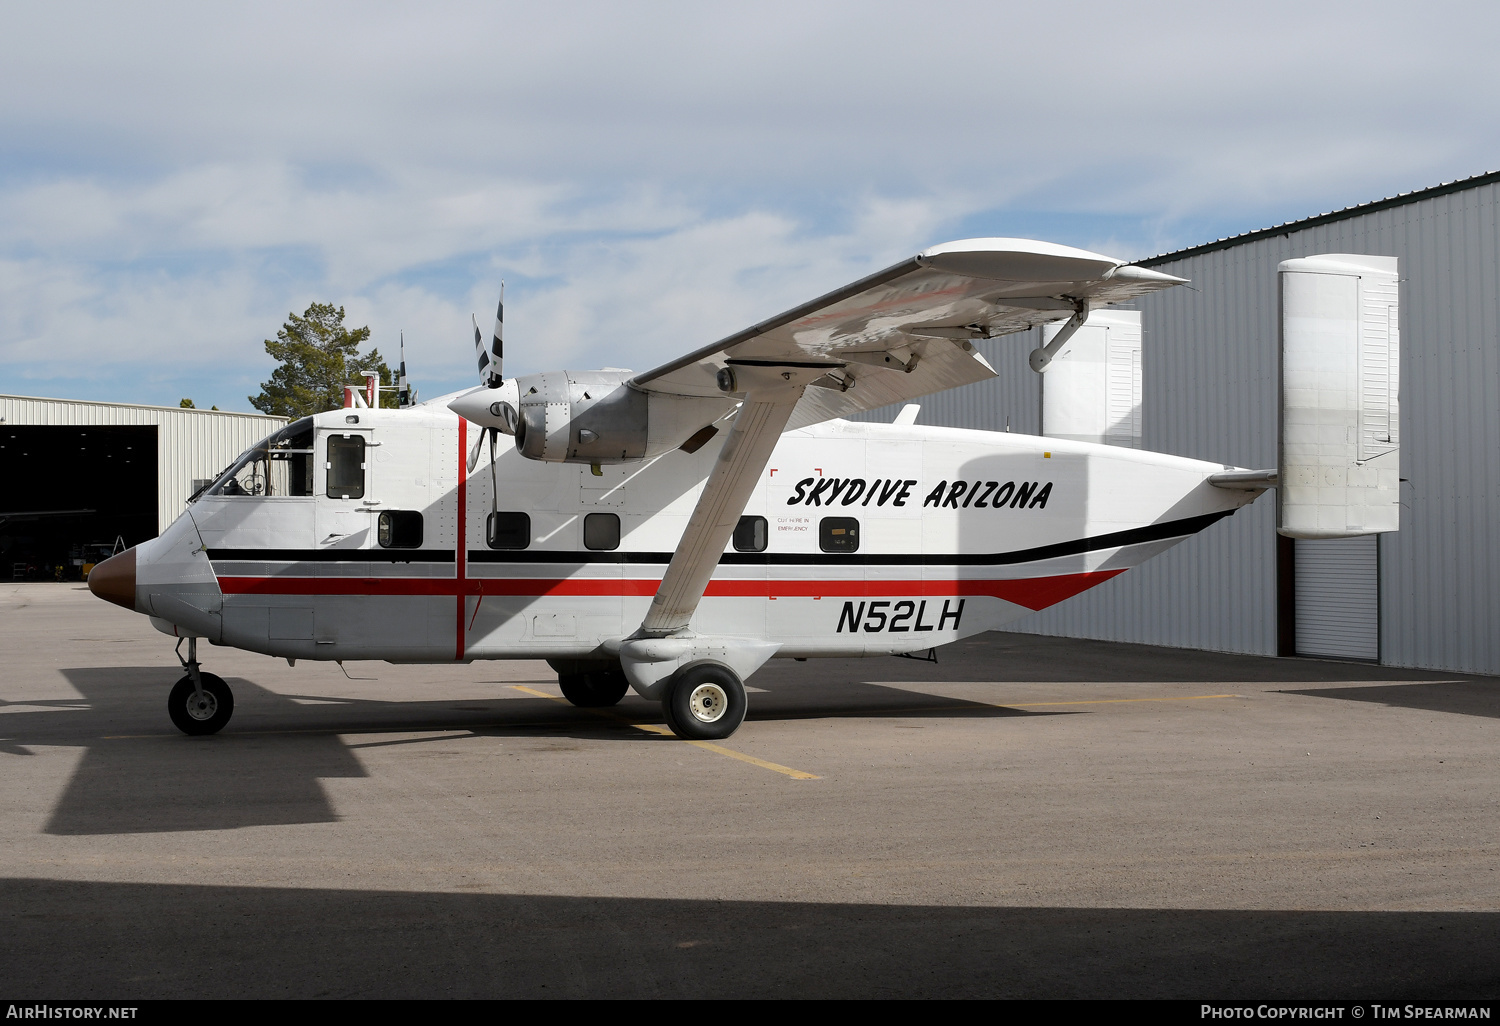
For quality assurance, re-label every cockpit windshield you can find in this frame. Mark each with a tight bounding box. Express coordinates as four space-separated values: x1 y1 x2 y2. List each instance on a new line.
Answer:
201 418 315 498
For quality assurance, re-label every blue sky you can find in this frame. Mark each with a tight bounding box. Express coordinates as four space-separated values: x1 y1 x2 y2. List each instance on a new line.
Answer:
3 1 1497 411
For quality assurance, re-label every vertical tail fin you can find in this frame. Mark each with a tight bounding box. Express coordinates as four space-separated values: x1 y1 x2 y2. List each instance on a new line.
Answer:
1278 254 1400 538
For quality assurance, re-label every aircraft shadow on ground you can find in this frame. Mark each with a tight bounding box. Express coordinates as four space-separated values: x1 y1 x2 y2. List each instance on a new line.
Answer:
20 636 1492 836
1278 680 1500 720
855 632 1500 687
8 666 1053 837
0 878 1496 999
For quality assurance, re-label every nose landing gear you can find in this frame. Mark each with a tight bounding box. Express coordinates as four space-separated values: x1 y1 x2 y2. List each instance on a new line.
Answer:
168 637 234 736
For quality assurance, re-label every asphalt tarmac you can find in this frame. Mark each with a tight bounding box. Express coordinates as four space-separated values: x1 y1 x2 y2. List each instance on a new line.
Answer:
2 584 1497 999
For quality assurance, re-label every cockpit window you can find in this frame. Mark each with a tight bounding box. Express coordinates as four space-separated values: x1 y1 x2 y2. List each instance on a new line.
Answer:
202 418 315 498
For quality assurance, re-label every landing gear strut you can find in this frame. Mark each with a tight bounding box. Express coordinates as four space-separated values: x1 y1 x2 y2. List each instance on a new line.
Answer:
168 637 234 736
661 662 747 741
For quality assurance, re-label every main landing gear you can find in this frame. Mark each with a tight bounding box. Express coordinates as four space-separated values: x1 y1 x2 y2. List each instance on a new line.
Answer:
168 637 234 736
660 662 747 741
548 658 631 708
548 657 749 740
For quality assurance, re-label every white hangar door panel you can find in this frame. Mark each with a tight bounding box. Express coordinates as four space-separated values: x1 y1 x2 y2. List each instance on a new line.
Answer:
1295 536 1378 661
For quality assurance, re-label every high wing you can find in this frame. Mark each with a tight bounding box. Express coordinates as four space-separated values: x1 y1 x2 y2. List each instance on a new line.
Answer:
622 239 1185 680
631 238 1185 430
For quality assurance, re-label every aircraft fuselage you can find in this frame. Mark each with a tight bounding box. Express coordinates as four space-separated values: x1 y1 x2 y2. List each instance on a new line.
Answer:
126 405 1255 665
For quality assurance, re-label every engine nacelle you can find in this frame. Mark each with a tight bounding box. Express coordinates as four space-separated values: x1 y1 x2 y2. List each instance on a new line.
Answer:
448 371 740 466
512 371 648 463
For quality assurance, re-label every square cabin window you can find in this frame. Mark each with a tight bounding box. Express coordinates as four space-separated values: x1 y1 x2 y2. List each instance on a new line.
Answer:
487 511 530 550
326 434 366 499
820 516 859 553
733 515 768 553
377 510 423 548
584 512 620 551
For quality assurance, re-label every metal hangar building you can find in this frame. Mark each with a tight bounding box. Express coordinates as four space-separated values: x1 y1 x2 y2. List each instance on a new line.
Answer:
0 395 285 581
883 170 1500 677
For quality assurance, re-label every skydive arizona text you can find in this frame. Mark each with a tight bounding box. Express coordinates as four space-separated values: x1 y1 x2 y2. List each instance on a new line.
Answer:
784 477 1054 510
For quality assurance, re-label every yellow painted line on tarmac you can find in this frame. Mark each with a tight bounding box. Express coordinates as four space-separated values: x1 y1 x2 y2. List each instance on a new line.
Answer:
510 685 568 702
1002 693 1240 708
509 685 820 780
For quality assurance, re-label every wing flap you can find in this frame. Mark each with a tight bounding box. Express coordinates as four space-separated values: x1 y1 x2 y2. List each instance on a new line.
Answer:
785 336 997 430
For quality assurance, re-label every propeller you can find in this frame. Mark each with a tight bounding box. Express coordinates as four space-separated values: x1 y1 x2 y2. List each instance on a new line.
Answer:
473 283 504 389
467 283 507 472
397 331 414 408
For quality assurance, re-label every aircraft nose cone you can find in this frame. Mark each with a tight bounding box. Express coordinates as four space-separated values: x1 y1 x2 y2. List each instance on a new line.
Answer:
88 547 137 611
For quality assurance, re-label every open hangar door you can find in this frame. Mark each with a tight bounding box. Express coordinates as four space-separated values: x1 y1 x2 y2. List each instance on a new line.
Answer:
0 426 158 581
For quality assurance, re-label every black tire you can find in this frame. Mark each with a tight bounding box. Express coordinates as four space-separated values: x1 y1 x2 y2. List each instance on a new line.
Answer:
558 670 630 707
167 673 234 736
661 662 747 740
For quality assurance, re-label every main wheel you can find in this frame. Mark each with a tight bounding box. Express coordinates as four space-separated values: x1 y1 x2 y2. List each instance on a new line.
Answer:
661 663 747 740
558 670 630 708
167 673 234 736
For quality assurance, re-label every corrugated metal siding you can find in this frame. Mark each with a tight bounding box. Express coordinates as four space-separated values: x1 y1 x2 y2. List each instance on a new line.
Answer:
885 181 1500 675
0 396 285 534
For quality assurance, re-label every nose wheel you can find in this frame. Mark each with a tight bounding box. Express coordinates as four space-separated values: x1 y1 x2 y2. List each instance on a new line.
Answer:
168 673 234 735
168 636 234 736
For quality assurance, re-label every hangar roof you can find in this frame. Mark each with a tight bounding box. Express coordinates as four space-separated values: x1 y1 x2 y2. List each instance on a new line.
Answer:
1138 168 1500 267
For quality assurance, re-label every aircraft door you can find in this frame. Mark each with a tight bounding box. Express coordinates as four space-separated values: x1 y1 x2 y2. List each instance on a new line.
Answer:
315 427 377 551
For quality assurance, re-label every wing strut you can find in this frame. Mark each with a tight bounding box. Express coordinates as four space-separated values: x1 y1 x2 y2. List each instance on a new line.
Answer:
639 370 807 635
616 363 829 697
1028 298 1090 373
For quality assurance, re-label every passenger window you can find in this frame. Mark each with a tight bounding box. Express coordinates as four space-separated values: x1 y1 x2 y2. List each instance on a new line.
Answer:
733 515 768 552
584 512 620 551
820 517 859 553
377 511 423 548
326 435 366 499
487 512 530 550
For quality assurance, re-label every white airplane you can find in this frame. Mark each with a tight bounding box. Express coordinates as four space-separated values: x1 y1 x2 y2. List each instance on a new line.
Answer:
87 241 1400 740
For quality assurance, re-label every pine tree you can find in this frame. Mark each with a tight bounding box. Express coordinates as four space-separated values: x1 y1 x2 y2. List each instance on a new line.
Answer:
249 302 395 417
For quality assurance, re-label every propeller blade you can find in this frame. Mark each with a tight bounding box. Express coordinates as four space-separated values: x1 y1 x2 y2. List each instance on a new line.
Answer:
488 284 504 386
397 330 411 408
473 313 492 386
466 425 486 473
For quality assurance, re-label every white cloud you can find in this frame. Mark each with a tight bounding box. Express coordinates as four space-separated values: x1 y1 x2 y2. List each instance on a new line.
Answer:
1 1 1497 407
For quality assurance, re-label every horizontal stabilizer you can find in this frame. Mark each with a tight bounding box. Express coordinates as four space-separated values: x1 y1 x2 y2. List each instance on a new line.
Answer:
1209 469 1278 491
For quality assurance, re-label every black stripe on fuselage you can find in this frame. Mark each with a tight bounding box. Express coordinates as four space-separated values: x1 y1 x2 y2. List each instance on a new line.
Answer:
207 549 455 563
206 509 1232 567
472 509 1234 566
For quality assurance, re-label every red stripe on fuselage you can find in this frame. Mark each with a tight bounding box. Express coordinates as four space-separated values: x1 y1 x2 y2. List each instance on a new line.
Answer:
214 569 1124 612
